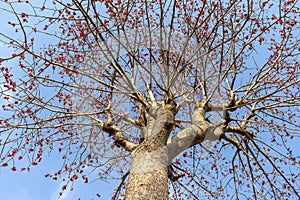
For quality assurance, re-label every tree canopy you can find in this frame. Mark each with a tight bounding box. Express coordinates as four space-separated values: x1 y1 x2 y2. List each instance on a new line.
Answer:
0 0 300 199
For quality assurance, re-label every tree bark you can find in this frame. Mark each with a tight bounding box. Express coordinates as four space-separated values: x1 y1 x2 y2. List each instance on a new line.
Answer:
125 144 169 200
125 166 168 200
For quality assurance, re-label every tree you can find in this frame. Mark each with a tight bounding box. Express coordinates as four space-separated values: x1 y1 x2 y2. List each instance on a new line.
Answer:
0 0 299 199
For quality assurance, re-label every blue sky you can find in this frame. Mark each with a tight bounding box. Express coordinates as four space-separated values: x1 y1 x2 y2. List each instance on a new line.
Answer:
0 157 65 200
0 152 117 200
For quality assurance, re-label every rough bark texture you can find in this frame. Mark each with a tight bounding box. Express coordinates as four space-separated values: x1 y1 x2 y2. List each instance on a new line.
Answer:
125 166 168 200
125 143 169 200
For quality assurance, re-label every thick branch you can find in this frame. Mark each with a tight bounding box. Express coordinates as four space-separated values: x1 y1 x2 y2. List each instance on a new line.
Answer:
224 126 254 138
204 92 240 112
167 106 208 161
102 123 137 151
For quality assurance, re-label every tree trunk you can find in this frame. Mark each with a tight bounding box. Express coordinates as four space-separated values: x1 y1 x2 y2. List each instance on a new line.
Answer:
125 166 168 199
125 143 169 199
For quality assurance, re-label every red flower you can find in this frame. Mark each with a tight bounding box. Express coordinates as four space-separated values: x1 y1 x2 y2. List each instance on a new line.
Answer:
2 163 8 167
32 161 38 165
